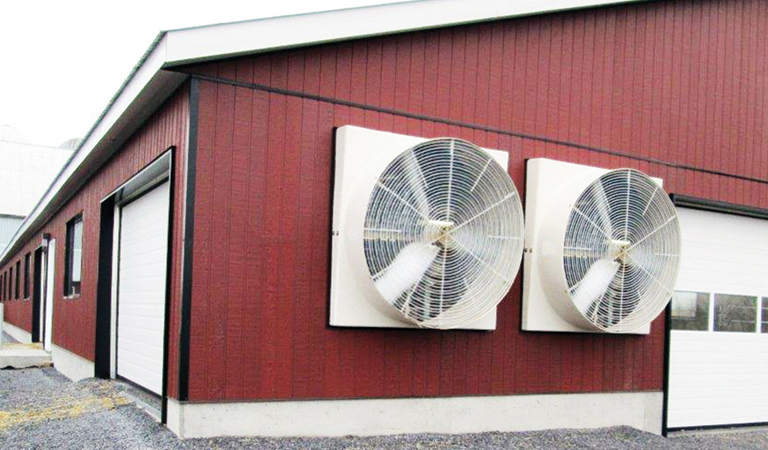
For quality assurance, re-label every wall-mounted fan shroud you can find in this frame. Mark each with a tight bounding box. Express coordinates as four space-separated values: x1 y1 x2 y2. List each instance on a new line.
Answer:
563 169 681 332
522 158 681 334
363 138 524 329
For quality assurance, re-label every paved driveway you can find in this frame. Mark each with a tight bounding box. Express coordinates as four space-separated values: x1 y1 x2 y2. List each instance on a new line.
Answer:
1 366 767 449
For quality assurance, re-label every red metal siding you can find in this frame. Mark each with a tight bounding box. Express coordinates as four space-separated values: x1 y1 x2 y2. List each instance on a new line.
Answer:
1 252 33 331
183 0 768 402
0 86 189 399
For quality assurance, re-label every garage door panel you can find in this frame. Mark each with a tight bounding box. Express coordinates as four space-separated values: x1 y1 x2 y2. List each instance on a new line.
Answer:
118 317 165 334
670 383 768 398
121 274 165 292
668 208 768 429
116 182 169 396
120 238 168 257
673 408 768 429
118 304 165 316
118 360 163 389
118 335 164 357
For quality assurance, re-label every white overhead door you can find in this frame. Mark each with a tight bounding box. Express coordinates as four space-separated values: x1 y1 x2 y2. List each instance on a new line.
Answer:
117 181 169 395
668 208 768 429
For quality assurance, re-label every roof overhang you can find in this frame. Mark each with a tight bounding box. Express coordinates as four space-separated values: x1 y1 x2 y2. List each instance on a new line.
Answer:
0 0 642 266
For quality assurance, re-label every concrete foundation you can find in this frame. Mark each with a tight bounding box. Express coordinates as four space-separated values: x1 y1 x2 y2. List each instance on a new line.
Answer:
166 391 663 439
2 320 31 344
51 344 95 382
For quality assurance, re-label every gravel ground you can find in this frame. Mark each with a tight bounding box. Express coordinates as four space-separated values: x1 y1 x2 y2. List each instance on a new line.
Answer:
1 367 767 449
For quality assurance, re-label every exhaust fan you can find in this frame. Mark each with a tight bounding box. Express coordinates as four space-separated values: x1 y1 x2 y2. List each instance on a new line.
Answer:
522 158 681 334
330 126 524 330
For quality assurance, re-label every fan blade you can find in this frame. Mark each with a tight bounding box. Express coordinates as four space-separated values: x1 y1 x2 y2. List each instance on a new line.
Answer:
571 259 620 314
594 180 614 239
404 151 431 217
374 243 440 304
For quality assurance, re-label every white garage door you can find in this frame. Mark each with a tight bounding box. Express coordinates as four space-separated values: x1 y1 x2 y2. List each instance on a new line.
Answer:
668 207 768 429
116 181 170 395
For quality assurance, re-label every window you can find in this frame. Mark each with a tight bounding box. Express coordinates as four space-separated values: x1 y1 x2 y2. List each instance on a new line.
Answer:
714 294 757 333
762 298 768 334
15 261 20 299
671 291 709 331
24 253 30 299
0 273 4 301
9 266 13 300
65 215 83 297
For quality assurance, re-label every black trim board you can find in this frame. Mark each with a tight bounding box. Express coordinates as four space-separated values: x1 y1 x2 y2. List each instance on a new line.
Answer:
661 301 672 437
178 78 199 402
670 194 768 220
94 196 116 379
161 149 176 424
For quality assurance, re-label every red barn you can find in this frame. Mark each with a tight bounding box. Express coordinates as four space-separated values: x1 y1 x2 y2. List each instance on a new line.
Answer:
2 0 768 438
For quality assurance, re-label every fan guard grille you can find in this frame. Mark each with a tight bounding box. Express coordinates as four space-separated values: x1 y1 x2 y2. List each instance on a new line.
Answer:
563 169 680 332
363 138 524 329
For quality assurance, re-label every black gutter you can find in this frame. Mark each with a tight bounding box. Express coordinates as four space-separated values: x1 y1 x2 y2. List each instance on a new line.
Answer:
670 194 768 220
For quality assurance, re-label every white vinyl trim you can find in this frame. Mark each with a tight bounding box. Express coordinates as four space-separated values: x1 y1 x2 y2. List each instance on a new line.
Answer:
44 239 55 351
164 0 643 65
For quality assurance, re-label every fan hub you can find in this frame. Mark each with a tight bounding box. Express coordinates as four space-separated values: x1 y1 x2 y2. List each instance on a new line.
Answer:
609 238 631 263
425 219 455 248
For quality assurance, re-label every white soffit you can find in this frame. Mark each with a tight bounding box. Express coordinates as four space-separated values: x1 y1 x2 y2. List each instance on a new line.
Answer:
0 0 643 265
163 0 643 65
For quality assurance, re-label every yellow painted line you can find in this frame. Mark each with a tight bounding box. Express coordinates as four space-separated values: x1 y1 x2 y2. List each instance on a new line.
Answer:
0 392 130 431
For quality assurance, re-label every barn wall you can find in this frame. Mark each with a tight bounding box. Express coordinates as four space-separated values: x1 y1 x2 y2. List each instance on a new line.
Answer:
182 0 768 402
0 86 189 398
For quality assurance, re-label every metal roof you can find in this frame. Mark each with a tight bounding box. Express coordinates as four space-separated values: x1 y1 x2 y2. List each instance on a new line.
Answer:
0 0 642 265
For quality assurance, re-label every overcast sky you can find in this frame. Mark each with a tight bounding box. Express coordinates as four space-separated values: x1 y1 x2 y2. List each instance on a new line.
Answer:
0 0 410 148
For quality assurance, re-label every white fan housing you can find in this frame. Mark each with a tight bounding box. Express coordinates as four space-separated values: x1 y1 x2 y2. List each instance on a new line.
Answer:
330 126 524 330
522 158 681 334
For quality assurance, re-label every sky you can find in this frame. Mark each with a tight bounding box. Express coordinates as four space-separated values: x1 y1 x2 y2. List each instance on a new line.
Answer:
0 0 411 148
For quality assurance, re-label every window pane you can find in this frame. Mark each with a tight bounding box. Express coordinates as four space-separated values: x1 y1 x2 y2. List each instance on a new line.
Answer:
671 291 709 330
714 294 757 333
24 253 30 298
762 298 768 334
72 220 82 283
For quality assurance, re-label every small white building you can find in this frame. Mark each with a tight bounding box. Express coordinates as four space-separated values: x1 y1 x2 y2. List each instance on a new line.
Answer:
0 126 73 253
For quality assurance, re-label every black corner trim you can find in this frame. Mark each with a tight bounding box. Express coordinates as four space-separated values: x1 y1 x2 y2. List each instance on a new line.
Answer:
178 78 199 402
161 147 176 424
94 195 116 379
661 301 672 437
670 194 768 220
